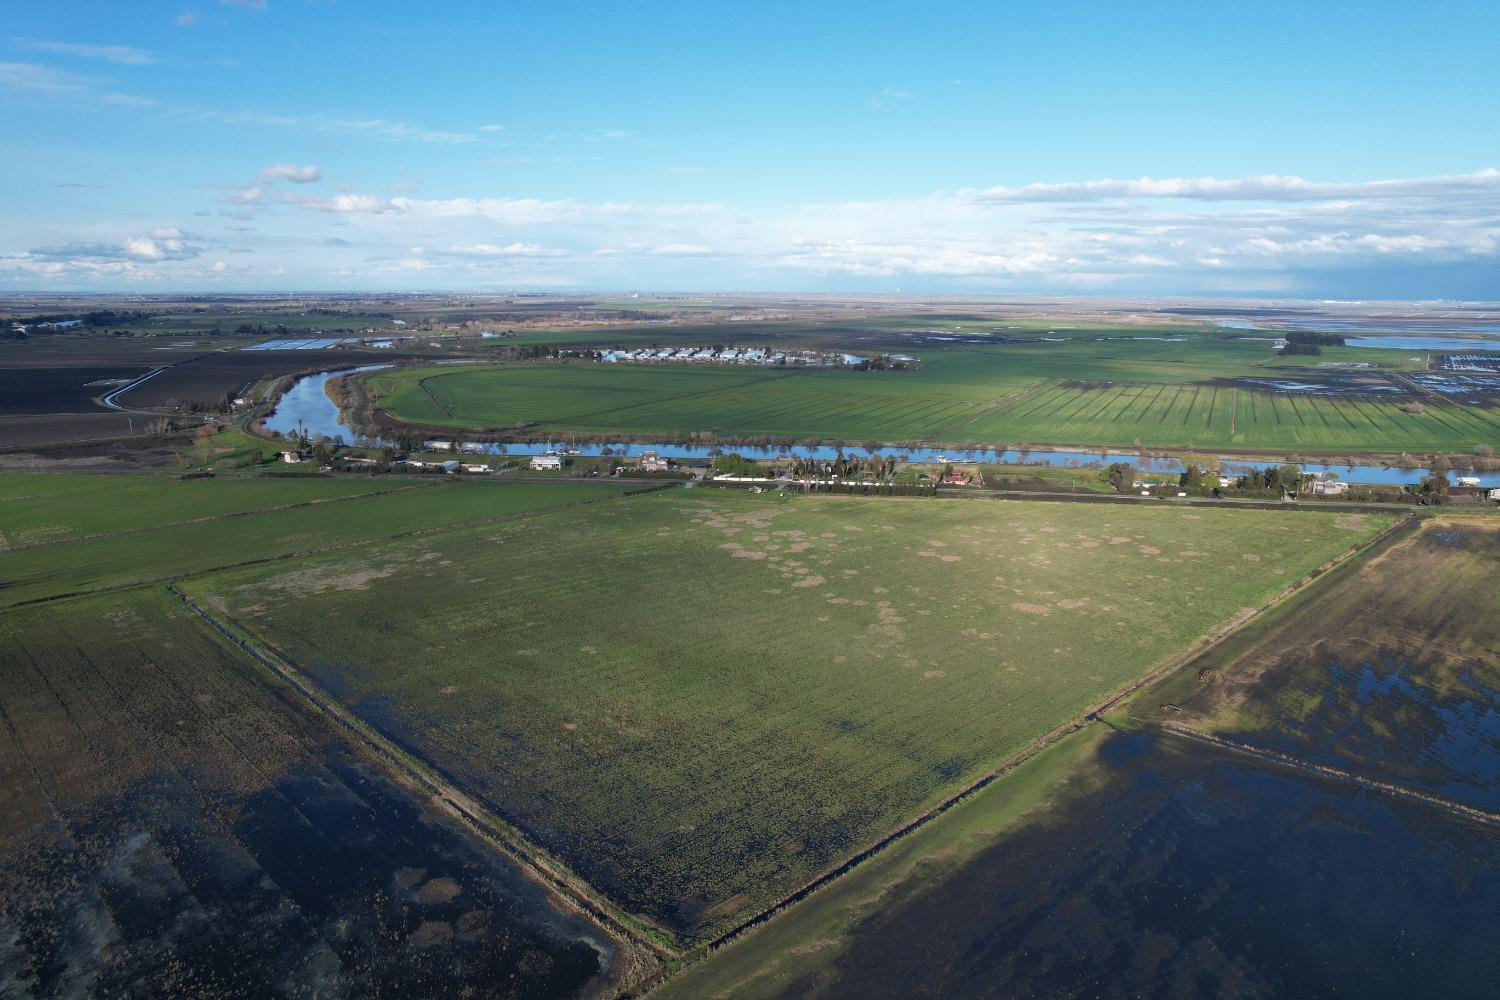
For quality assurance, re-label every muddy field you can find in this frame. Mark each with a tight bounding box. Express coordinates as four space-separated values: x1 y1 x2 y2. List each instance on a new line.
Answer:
0 590 622 998
759 729 1500 999
1145 516 1500 812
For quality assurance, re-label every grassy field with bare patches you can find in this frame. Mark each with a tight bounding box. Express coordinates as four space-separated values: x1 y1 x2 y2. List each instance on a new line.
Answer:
183 492 1393 943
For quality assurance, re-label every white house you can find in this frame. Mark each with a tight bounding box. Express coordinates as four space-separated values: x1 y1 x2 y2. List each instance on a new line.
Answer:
1456 475 1481 487
638 451 669 472
1307 479 1350 496
530 453 564 471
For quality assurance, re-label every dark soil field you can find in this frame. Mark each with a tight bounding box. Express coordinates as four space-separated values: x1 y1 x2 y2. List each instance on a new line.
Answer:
0 367 150 414
0 589 621 998
115 348 406 410
0 413 149 450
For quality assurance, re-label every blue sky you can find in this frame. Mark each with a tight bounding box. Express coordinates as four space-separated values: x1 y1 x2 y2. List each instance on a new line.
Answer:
3 0 1499 296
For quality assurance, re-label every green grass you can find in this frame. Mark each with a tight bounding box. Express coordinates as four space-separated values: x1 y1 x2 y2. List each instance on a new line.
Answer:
654 724 1112 998
182 491 1393 943
0 479 635 608
964 380 1500 453
0 471 405 547
369 362 1018 442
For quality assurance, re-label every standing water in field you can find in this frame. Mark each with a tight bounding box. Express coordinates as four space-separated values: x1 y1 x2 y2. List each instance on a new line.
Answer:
768 729 1500 1000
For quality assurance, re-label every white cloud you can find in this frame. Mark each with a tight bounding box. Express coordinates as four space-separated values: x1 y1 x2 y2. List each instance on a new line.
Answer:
8 164 1499 293
477 123 505 132
259 162 322 183
218 0 268 10
306 194 394 213
176 10 200 28
648 244 716 256
976 168 1500 203
0 61 98 96
327 118 480 144
11 38 156 65
26 228 203 264
439 242 569 258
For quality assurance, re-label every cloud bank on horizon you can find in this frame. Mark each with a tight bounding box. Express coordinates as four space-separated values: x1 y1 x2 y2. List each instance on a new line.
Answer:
3 1 1499 298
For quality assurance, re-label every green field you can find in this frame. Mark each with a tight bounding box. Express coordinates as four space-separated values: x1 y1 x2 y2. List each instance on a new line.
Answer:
963 380 1500 452
368 333 1500 454
0 472 404 547
0 477 636 608
182 491 1393 942
367 362 1024 442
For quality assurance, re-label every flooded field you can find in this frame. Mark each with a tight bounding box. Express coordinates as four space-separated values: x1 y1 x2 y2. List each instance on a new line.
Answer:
762 730 1500 999
1147 517 1500 812
0 590 620 998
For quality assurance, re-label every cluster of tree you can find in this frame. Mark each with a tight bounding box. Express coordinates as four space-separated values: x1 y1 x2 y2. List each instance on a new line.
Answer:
1286 331 1346 346
21 309 154 327
1106 462 1134 491
1416 470 1450 501
787 451 897 481
495 344 563 360
787 481 934 496
1279 342 1323 356
1233 464 1305 494
711 453 761 477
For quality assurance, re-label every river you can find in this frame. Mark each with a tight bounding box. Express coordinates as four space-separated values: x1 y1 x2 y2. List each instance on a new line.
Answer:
265 368 1500 488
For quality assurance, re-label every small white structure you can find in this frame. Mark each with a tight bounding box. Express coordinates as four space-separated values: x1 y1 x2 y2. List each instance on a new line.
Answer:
638 451 669 472
1456 475 1481 487
280 450 303 464
462 463 490 474
530 453 564 471
1307 479 1350 496
1218 475 1233 488
1488 488 1500 502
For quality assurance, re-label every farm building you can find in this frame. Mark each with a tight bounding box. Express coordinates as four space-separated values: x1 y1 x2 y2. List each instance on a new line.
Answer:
280 450 303 464
639 451 670 472
1306 479 1350 496
1456 475 1482 487
531 453 565 471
